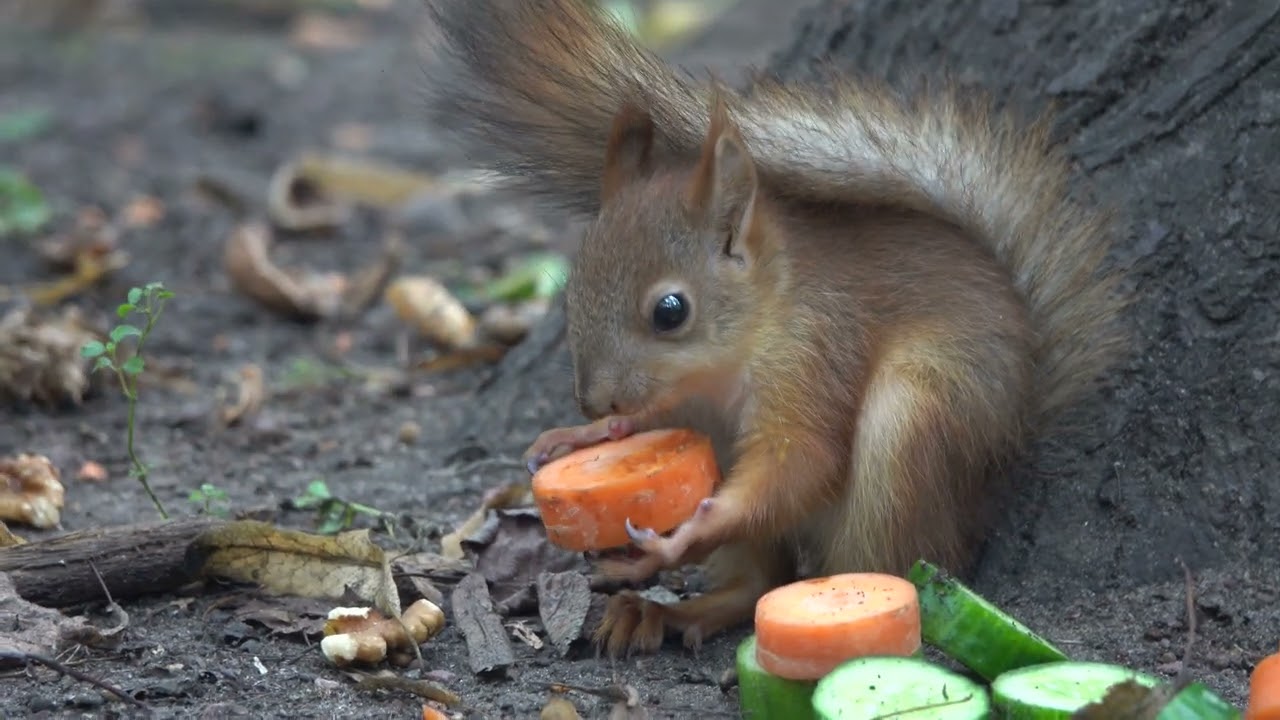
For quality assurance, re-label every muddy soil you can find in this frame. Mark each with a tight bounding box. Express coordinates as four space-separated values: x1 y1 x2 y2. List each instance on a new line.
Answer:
0 1 1276 718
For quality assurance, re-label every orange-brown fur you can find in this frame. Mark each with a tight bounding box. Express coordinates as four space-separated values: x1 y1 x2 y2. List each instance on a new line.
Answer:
421 0 1127 655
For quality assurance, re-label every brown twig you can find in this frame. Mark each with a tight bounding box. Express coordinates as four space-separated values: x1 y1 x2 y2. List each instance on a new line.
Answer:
0 649 148 711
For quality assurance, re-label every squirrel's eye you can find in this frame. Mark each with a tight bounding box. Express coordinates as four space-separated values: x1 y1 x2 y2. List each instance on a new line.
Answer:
651 293 689 333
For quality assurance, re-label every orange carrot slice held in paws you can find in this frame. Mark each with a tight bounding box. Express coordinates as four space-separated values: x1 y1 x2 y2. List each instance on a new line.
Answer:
1248 643 1280 720
530 428 719 552
754 573 922 681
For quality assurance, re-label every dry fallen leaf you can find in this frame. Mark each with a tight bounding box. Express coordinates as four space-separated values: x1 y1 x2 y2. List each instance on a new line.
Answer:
0 521 26 547
0 572 98 661
291 153 442 209
223 221 346 321
462 508 590 615
0 304 99 408
330 122 374 152
218 363 265 428
266 159 352 232
439 482 532 561
479 298 552 346
231 594 333 639
195 520 401 619
385 276 478 351
1072 679 1177 719
0 454 65 529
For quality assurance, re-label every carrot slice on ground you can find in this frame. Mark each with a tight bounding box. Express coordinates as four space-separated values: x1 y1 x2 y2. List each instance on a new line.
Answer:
530 428 719 552
1247 643 1280 720
754 573 922 681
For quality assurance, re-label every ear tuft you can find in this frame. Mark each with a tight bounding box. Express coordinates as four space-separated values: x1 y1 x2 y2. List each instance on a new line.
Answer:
602 101 655 204
687 87 761 263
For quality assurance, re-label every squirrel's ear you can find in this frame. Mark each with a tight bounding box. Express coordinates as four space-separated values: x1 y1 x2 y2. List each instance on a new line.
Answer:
602 102 655 204
690 93 761 264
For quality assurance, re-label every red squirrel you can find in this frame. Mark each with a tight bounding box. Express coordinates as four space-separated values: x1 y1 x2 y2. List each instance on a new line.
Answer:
420 0 1127 656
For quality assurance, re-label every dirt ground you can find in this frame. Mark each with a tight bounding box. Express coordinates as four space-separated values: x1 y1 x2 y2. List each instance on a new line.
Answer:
0 1 1276 718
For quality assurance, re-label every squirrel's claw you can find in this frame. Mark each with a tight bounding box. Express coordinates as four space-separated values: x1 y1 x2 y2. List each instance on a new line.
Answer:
624 517 659 545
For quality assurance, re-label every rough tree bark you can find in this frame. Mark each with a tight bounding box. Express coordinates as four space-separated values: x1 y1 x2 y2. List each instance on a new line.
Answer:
464 0 1279 600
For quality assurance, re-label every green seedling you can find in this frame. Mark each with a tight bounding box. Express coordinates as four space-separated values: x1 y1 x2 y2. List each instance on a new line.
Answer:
291 479 391 535
189 483 231 517
81 282 175 518
0 167 52 237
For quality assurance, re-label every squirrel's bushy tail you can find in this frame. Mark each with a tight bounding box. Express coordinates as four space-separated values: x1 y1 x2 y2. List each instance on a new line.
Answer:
421 0 1126 424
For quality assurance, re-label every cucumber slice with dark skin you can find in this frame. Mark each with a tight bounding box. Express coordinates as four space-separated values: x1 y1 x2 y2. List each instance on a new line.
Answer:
1154 682 1242 720
811 655 991 720
993 660 1159 719
736 634 818 720
908 559 1068 680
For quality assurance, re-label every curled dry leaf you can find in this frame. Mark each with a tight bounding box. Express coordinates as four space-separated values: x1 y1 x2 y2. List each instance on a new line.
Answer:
218 363 265 428
224 221 346 321
385 276 478 351
0 573 98 662
0 454 65 529
340 230 404 316
0 304 98 407
439 481 532 561
267 160 352 232
321 598 445 668
195 520 401 619
290 152 441 210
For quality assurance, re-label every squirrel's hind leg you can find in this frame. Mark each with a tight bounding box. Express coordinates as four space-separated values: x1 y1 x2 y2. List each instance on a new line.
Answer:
593 540 791 657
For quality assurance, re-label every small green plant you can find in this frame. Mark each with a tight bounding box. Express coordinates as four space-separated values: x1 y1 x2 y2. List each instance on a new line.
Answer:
291 479 391 535
0 167 52 238
81 282 175 519
188 483 231 517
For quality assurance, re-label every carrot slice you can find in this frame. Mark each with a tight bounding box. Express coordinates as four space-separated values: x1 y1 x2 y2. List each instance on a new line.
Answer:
530 428 719 551
754 573 922 681
1248 643 1280 720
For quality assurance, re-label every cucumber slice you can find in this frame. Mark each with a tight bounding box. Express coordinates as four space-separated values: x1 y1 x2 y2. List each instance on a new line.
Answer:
736 634 818 720
992 660 1159 719
1155 682 1242 720
908 559 1068 680
811 656 990 720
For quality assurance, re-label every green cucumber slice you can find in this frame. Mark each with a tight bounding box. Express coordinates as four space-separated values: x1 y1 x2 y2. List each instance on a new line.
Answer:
811 656 990 720
736 634 818 720
992 660 1159 719
908 559 1068 680
1155 682 1242 720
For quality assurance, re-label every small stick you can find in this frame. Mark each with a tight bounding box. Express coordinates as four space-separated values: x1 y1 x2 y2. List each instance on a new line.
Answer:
0 649 148 711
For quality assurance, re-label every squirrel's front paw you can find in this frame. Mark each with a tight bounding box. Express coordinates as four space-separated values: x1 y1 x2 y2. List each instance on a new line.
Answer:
522 415 637 473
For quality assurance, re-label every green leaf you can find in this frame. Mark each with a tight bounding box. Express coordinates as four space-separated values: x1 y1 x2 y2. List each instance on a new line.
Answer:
157 289 175 300
305 479 332 500
0 107 52 144
80 341 106 358
109 324 142 343
121 355 145 376
0 167 52 238
478 252 571 303
93 356 113 372
127 287 143 305
116 303 135 318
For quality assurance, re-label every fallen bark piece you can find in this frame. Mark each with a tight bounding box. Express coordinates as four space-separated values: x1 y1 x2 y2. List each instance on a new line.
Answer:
450 572 514 676
223 221 346 321
345 669 460 706
536 571 593 657
0 572 100 660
